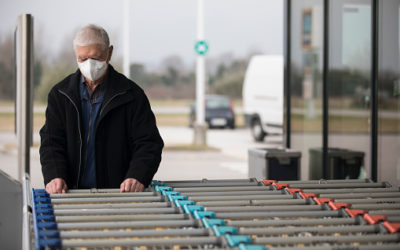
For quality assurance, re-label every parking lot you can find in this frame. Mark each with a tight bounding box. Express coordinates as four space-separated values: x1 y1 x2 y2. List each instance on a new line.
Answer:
156 127 283 180
0 126 283 188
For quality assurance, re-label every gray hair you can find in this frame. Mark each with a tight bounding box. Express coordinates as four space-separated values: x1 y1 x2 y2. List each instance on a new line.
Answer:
73 24 110 52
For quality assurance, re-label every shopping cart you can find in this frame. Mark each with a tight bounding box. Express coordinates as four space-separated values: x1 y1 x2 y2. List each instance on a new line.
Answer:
27 177 400 249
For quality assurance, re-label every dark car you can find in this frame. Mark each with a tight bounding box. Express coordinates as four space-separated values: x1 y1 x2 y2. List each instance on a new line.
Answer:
189 95 235 129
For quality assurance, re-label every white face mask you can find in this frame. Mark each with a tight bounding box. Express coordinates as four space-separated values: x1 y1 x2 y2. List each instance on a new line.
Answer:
77 59 108 82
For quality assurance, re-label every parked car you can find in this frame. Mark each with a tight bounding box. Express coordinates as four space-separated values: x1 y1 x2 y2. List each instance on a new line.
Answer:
189 95 235 129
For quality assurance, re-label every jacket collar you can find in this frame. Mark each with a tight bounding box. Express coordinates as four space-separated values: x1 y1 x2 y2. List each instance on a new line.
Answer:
102 65 132 105
98 65 134 120
58 65 132 107
57 68 82 108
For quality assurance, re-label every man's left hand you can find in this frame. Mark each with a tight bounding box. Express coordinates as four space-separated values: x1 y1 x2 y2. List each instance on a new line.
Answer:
120 178 144 192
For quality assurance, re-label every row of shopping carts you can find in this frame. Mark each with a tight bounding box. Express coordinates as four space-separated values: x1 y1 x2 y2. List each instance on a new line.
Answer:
30 178 400 249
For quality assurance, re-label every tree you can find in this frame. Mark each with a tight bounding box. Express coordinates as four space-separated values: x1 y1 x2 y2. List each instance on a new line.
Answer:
161 67 179 86
36 33 76 103
208 57 248 98
160 55 185 73
0 34 15 100
0 31 45 101
213 71 245 98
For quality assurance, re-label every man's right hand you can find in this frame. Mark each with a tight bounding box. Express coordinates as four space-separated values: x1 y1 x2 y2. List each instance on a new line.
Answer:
46 178 68 194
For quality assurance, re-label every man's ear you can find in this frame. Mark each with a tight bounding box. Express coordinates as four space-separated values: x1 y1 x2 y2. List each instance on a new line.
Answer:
107 46 114 63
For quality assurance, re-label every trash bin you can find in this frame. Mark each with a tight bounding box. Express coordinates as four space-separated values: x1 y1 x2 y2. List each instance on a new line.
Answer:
248 148 301 180
309 147 364 180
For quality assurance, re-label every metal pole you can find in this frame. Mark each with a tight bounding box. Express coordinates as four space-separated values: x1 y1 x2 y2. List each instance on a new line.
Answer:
370 0 378 182
228 217 357 227
284 0 291 148
322 0 330 179
16 14 33 181
22 173 32 250
56 214 187 223
59 228 209 239
123 0 130 78
254 234 400 245
239 225 379 236
194 0 207 146
62 236 219 248
57 220 195 230
196 0 205 125
50 196 163 204
196 59 205 124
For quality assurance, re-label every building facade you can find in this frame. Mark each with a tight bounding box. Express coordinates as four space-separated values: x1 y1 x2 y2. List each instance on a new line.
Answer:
284 0 400 186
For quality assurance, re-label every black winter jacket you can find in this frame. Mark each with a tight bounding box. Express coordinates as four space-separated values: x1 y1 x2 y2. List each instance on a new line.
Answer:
39 65 164 189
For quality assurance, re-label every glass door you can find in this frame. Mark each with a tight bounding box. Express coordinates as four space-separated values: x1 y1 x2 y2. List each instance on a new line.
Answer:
290 0 324 180
378 0 400 186
327 0 372 179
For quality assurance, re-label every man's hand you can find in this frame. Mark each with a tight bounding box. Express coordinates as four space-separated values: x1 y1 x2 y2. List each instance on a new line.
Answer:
46 178 68 194
120 178 144 192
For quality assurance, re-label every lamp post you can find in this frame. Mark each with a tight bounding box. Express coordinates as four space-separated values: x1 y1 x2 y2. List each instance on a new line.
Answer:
193 0 208 146
123 0 130 78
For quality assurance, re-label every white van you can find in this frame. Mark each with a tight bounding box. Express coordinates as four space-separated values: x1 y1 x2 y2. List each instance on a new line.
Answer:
242 55 284 141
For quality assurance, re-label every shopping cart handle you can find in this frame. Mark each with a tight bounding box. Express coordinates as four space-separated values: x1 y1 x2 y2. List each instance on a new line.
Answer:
174 200 195 207
212 225 238 236
37 238 61 249
364 214 387 225
35 208 54 216
345 208 366 218
163 190 180 196
167 195 187 201
183 205 204 214
193 210 216 219
383 221 400 234
225 235 252 247
36 215 55 222
202 218 226 228
37 222 57 230
154 185 172 192
38 230 59 239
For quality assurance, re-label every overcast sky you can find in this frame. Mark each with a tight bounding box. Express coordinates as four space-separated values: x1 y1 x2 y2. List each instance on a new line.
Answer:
0 0 283 68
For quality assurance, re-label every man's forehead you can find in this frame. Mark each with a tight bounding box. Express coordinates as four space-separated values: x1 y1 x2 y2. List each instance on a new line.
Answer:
76 44 105 54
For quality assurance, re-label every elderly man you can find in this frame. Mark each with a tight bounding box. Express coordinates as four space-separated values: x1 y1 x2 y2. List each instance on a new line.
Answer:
40 24 164 194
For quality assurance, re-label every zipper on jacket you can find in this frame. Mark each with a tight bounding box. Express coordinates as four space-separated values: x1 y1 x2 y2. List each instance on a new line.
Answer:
58 90 83 188
94 91 127 187
81 101 94 186
99 91 128 118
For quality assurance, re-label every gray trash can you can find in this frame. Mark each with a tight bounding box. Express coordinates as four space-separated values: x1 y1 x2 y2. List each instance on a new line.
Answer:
248 148 301 180
309 147 364 180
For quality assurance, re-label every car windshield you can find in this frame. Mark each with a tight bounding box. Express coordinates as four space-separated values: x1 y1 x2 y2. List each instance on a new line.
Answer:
206 97 230 109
